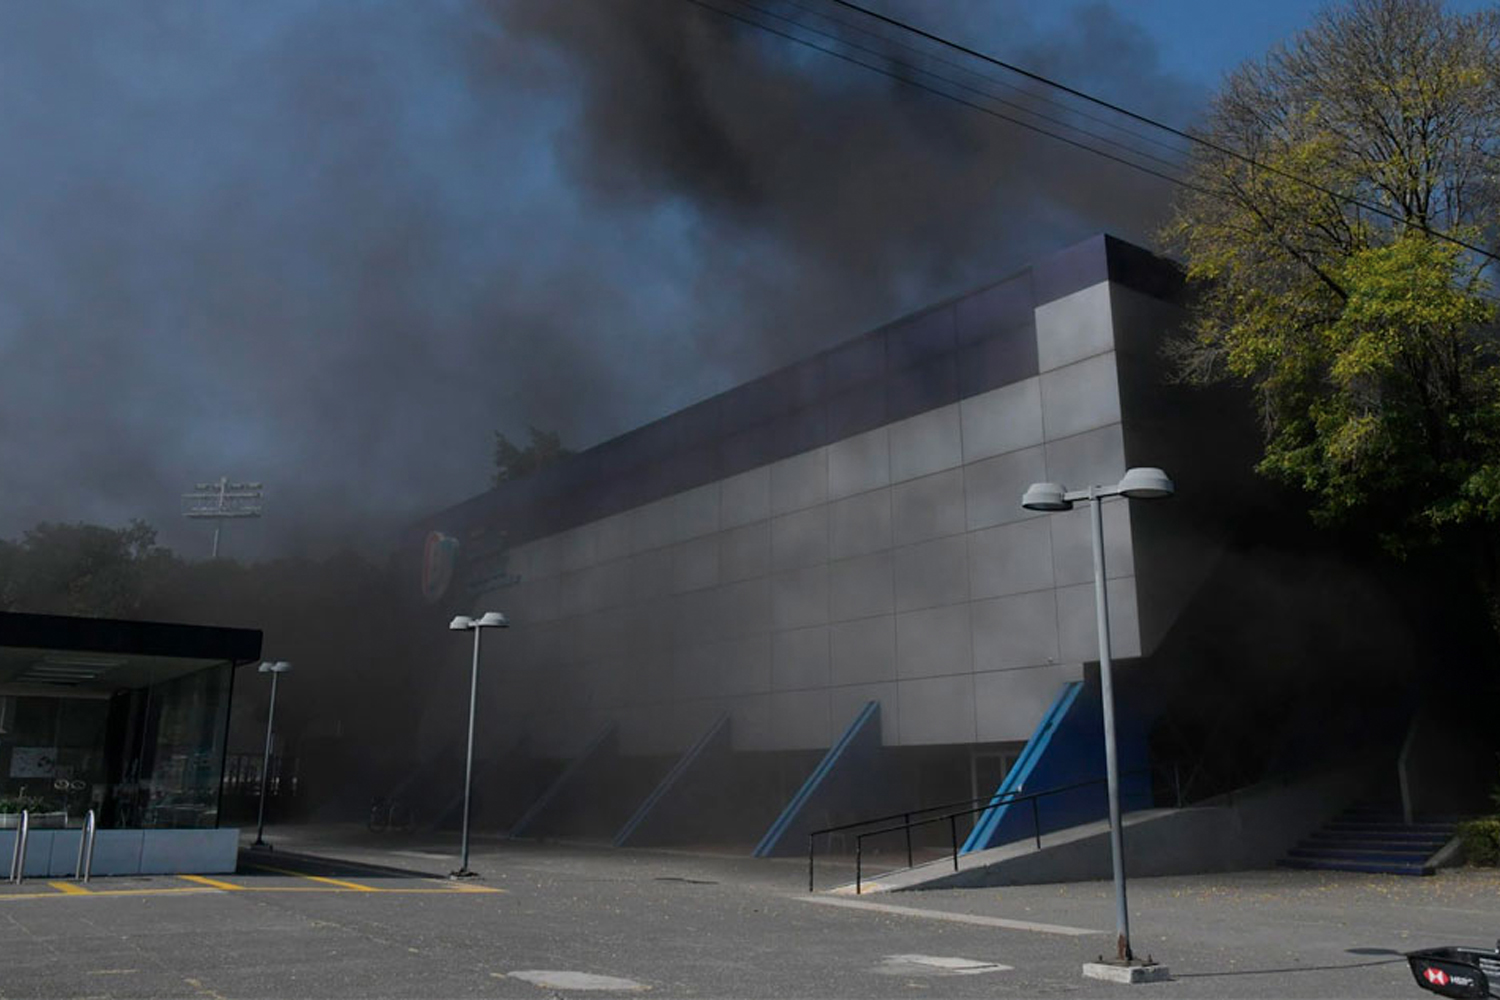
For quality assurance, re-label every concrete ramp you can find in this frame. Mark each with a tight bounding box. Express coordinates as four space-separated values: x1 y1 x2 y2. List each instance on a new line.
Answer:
835 762 1377 892
842 808 1183 893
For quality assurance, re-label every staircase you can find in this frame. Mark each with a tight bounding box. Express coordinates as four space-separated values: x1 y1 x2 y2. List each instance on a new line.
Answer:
1278 803 1459 876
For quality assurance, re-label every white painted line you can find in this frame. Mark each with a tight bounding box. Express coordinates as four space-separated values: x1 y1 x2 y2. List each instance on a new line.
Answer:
875 954 1012 976
798 895 1101 936
502 970 649 991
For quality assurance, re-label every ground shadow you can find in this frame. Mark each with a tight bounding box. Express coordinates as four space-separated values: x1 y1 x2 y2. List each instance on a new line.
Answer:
235 847 442 881
1173 948 1406 980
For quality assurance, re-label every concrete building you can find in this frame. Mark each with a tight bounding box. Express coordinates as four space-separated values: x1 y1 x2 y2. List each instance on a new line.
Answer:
405 234 1487 876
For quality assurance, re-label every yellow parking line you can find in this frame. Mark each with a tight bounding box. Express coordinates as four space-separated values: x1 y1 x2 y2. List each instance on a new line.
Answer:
0 887 217 901
179 874 243 891
0 874 503 903
244 864 376 891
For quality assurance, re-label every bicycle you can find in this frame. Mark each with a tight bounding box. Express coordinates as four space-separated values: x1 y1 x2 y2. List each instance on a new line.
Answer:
367 796 414 833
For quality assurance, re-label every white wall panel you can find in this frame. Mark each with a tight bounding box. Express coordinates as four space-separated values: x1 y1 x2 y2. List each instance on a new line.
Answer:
961 378 1044 462
1035 281 1112 372
889 404 962 482
828 427 890 499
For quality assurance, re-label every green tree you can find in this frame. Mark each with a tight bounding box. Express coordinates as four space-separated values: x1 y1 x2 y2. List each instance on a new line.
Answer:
0 520 175 617
1164 0 1500 628
492 425 572 485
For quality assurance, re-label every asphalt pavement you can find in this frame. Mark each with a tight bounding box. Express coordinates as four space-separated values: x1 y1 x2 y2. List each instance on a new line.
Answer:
0 824 1495 999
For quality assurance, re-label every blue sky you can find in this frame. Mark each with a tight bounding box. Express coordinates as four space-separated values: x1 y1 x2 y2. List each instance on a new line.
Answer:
0 1 1478 557
1090 0 1487 85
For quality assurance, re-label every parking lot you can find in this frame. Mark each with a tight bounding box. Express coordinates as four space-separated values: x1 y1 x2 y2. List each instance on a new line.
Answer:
1 829 1497 998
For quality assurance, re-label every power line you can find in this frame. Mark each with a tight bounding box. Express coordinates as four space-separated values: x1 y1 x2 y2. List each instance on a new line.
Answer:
682 0 1204 192
728 0 1191 175
774 0 1196 162
825 0 1500 265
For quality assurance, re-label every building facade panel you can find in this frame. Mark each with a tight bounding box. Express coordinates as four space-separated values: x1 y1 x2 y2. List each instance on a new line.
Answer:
438 238 1188 756
960 377 1045 463
828 615 896 687
1035 281 1114 372
888 404 963 483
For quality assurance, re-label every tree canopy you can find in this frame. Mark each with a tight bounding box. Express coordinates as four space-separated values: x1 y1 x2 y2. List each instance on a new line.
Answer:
1165 0 1500 623
0 520 172 618
493 425 572 485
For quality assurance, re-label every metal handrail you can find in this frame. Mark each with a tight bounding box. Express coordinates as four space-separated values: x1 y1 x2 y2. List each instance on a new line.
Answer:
849 776 1114 895
808 764 1188 893
9 810 28 884
809 793 1016 840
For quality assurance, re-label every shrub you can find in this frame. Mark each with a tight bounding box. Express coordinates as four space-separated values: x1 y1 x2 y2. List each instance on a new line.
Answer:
1458 818 1500 866
0 795 43 815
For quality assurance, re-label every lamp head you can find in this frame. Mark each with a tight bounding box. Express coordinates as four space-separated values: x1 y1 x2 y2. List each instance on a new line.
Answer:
474 611 510 628
258 660 292 674
1021 482 1072 512
448 615 475 631
1117 467 1175 500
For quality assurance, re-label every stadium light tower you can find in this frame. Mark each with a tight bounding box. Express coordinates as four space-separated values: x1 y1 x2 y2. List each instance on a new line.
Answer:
182 477 263 558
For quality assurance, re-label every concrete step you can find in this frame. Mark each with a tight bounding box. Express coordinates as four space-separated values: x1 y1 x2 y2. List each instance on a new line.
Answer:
1296 838 1443 852
1278 857 1432 876
1308 831 1450 847
1323 822 1455 837
1288 846 1434 864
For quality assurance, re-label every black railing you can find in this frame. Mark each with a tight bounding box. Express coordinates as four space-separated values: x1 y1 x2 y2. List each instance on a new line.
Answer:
222 751 299 799
808 764 1203 893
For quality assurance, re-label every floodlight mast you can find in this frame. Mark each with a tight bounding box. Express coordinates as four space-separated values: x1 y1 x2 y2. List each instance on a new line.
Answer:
182 476 264 558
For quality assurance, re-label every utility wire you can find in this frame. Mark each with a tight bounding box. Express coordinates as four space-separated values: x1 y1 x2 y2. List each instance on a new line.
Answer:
732 0 1192 174
773 0 1196 162
826 0 1500 264
682 0 1206 192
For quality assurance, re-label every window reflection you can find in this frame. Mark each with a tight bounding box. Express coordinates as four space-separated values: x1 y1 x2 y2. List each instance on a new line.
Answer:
0 661 232 830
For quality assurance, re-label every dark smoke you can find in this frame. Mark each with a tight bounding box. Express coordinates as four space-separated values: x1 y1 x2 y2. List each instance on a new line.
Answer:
0 1 1197 559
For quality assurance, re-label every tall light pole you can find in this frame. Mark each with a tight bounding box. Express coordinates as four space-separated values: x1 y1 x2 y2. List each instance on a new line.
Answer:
251 661 292 850
1022 467 1173 976
448 611 509 879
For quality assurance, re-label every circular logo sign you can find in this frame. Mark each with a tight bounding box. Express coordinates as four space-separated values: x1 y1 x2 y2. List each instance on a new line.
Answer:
420 531 459 604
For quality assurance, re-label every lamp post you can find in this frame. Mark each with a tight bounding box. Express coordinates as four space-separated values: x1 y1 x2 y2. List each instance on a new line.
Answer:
1022 467 1173 970
251 660 292 850
448 611 509 879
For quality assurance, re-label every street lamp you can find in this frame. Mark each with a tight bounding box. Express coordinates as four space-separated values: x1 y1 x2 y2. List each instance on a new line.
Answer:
448 611 509 878
250 660 292 850
1022 467 1173 973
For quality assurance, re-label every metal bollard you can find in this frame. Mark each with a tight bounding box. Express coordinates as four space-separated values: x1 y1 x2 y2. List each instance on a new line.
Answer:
10 810 29 884
75 810 96 882
83 811 97 884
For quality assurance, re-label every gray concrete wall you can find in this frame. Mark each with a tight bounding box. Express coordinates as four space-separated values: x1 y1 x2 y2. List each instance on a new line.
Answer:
477 276 1170 759
0 828 239 877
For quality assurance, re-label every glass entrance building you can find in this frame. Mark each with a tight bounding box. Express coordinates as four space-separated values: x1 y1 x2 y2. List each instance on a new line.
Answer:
0 612 261 875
